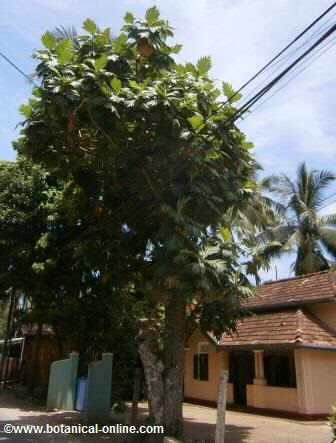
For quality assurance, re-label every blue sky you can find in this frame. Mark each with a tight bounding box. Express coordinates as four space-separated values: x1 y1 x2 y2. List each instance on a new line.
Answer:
1 0 336 280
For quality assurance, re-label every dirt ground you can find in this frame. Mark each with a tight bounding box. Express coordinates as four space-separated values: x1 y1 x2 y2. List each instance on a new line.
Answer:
0 391 333 442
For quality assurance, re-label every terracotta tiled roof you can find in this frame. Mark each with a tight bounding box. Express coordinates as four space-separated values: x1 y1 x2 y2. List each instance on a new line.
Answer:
245 270 336 310
214 308 336 348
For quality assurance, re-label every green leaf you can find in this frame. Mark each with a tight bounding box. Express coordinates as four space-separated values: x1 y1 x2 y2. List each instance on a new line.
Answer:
128 80 139 89
56 39 73 64
110 77 122 92
197 56 212 75
188 113 204 130
218 226 232 242
102 28 111 42
94 54 108 72
32 88 42 98
185 63 197 76
19 104 32 118
124 12 135 24
145 6 160 25
171 44 182 54
41 31 57 50
222 82 242 103
83 18 98 34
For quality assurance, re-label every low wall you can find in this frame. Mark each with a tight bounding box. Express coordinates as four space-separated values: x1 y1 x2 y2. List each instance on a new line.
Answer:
247 384 298 413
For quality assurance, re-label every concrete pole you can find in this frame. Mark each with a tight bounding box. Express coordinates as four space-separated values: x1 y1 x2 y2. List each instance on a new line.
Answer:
215 370 229 443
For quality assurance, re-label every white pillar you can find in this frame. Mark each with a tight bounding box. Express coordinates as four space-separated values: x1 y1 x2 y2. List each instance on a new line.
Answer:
253 350 267 385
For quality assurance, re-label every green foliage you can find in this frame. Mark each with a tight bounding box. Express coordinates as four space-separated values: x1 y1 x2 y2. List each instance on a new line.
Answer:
110 77 122 92
94 54 108 72
41 31 57 50
145 6 160 24
263 162 336 275
222 82 242 103
187 113 204 130
124 12 134 24
55 39 73 64
197 56 212 75
83 18 98 34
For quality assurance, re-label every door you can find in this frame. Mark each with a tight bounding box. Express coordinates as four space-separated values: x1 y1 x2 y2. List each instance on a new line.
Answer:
229 351 254 405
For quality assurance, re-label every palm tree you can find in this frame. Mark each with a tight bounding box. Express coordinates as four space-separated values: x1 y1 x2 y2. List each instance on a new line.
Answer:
264 162 336 275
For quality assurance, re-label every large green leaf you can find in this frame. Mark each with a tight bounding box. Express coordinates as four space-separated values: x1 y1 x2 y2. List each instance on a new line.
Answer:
94 54 108 72
197 56 212 75
124 12 135 24
41 31 57 50
188 113 204 130
83 18 98 34
56 39 73 64
145 6 160 25
19 104 32 118
110 77 122 92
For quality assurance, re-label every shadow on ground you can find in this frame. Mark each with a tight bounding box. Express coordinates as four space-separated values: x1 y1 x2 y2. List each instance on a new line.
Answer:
0 391 252 442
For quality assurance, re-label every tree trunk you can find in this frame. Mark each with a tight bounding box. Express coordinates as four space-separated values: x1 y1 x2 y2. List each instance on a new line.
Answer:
29 323 43 394
138 327 164 425
0 293 15 387
163 295 186 438
131 367 142 424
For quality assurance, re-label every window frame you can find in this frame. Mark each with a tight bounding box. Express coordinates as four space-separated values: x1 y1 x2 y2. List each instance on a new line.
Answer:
193 342 209 381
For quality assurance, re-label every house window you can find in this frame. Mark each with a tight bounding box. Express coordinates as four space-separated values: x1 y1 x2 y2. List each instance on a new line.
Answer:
193 343 209 381
264 352 296 388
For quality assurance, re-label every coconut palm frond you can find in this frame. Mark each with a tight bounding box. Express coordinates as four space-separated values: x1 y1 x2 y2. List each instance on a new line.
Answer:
53 25 78 41
319 227 336 257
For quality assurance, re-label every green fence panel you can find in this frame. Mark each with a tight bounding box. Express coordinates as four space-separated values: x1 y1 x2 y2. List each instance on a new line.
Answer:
46 352 79 410
86 353 113 420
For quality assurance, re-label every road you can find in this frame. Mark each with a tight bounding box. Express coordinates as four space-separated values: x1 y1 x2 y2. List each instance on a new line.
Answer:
0 391 333 442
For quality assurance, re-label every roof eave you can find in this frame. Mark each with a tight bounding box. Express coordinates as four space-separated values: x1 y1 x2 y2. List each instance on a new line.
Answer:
218 342 336 352
242 296 336 313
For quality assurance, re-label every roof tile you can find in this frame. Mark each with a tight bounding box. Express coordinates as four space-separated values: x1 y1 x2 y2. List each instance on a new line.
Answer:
215 308 336 348
245 270 336 309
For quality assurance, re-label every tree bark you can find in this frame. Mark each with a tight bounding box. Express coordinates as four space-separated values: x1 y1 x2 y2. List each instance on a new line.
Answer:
163 295 186 438
138 327 164 425
131 367 142 424
29 323 43 394
0 293 15 387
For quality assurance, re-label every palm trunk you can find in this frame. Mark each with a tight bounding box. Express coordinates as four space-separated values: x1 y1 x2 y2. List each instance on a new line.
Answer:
163 295 186 438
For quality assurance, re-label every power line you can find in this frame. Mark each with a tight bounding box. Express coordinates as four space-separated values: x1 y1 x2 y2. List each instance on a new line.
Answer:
249 38 336 115
0 50 37 87
221 1 336 105
239 12 336 107
227 23 336 125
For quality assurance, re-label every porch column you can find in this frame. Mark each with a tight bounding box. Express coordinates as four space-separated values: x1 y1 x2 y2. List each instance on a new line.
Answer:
253 350 267 385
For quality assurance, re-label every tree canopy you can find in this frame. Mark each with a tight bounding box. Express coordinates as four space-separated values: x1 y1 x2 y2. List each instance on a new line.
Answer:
13 7 264 436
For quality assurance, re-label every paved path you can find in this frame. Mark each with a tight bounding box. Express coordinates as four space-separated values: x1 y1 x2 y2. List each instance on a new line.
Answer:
0 391 334 442
181 403 333 442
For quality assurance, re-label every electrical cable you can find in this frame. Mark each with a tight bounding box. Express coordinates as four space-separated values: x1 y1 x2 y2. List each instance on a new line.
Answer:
220 1 336 105
0 51 37 86
249 38 336 115
239 12 336 107
227 23 336 125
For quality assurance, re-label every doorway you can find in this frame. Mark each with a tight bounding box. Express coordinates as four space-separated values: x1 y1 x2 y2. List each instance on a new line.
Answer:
229 351 254 405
